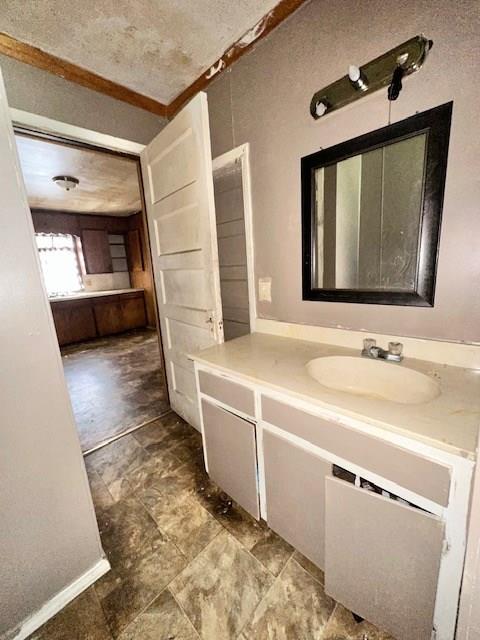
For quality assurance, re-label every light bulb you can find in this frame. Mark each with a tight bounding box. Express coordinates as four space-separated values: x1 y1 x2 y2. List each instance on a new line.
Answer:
347 64 368 92
348 65 361 82
315 100 328 117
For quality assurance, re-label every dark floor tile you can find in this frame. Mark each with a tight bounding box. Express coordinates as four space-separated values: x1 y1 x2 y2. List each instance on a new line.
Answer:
292 550 325 585
132 412 191 452
169 430 204 463
63 329 168 452
170 530 273 640
156 494 223 560
242 558 335 639
250 529 294 576
99 534 188 637
117 589 199 639
203 492 269 551
127 449 184 496
157 456 270 553
96 496 160 568
87 435 150 494
132 418 175 450
322 603 395 640
133 455 211 521
30 588 112 640
86 467 115 514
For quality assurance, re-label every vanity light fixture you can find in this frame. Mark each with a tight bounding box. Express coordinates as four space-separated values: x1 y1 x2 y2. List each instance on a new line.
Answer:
52 175 79 191
310 35 433 119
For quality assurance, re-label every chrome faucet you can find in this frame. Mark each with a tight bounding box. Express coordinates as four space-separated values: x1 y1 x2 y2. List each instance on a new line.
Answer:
361 338 403 362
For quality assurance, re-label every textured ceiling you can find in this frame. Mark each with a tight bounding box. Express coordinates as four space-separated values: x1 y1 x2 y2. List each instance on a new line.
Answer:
1 0 280 104
16 135 141 215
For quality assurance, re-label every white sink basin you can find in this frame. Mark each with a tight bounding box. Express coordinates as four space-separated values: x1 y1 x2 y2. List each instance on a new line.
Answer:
306 356 440 405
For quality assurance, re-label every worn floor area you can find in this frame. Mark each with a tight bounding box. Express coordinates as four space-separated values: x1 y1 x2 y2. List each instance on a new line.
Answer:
61 329 169 452
30 412 394 640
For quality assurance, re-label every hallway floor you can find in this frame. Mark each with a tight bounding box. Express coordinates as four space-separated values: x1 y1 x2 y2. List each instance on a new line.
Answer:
30 412 393 640
62 329 169 452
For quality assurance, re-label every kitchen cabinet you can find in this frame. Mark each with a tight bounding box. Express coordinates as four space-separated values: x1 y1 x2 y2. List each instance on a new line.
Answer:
50 290 146 345
82 229 112 274
51 299 97 345
94 292 146 336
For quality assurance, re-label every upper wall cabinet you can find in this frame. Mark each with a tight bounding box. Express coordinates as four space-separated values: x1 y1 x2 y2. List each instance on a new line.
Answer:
301 102 452 306
82 228 113 274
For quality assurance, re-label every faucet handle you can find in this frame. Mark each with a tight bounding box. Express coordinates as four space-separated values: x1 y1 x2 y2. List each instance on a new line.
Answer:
363 337 376 351
388 341 403 356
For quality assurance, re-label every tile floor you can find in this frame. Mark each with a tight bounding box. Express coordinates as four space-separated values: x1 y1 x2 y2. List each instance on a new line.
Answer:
61 329 169 452
30 412 394 640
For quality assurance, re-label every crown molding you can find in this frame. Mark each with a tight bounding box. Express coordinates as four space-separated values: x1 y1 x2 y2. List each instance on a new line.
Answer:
166 0 309 117
0 0 309 120
0 32 168 117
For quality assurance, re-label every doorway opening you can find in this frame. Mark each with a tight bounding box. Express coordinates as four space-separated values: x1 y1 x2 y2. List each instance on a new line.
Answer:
14 128 170 453
212 144 256 341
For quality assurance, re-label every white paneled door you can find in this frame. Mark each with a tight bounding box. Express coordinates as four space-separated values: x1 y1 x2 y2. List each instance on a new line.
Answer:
141 92 223 429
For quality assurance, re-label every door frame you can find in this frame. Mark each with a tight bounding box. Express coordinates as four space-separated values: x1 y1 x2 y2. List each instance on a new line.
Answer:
10 107 146 155
9 107 172 422
212 143 257 332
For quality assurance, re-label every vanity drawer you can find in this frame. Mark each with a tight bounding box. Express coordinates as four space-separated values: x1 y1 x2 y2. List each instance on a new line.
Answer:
198 370 255 417
261 396 451 506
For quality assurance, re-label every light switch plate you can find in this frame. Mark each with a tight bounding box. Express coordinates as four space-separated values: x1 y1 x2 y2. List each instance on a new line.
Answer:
258 277 272 302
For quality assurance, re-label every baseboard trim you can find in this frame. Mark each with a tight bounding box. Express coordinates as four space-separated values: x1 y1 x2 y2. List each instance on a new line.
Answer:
10 557 110 640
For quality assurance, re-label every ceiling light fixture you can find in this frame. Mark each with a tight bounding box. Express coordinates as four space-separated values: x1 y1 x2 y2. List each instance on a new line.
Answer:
52 175 79 191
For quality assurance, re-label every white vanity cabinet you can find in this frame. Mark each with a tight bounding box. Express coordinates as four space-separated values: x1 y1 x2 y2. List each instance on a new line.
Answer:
325 477 444 640
263 429 331 568
198 369 260 519
194 362 473 640
201 399 259 519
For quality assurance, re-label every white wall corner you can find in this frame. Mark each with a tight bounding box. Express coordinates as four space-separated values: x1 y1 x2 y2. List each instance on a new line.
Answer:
8 558 110 640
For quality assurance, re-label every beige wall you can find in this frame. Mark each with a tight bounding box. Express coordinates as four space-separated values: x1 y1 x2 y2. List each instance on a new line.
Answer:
0 55 166 144
0 73 104 638
207 0 480 343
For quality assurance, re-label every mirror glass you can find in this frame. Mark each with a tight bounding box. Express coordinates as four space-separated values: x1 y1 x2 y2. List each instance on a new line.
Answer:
314 133 426 291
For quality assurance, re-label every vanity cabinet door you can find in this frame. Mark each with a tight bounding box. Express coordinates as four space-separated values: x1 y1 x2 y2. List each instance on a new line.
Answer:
201 399 259 518
263 430 331 569
325 477 444 640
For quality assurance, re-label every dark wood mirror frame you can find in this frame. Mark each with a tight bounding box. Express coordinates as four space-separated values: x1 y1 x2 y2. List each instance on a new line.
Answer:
301 102 452 306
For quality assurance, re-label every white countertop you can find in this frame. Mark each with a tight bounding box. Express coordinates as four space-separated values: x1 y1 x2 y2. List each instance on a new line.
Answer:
49 288 144 302
191 332 480 459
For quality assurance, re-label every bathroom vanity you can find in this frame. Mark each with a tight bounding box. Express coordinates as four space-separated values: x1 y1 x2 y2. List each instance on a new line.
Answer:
191 332 479 640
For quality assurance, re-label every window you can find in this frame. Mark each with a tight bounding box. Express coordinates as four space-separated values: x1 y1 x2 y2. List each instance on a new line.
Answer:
35 233 84 297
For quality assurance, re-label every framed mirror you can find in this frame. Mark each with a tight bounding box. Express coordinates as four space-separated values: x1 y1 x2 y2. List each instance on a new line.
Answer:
301 102 452 306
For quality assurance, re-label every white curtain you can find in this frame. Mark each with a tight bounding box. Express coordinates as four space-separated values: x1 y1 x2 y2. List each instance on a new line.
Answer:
35 233 83 297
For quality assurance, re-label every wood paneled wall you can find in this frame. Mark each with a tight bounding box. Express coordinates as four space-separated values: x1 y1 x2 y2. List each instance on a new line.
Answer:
31 209 130 235
128 212 157 328
31 209 157 327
